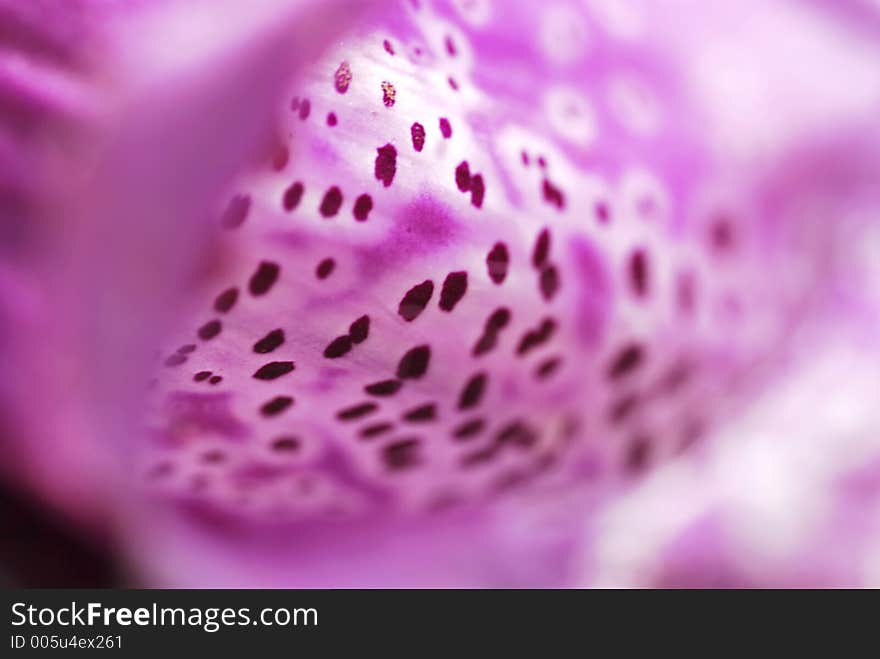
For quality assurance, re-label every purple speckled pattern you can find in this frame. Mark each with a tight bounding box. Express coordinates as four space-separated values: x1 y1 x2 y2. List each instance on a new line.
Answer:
145 0 821 519
1 0 880 587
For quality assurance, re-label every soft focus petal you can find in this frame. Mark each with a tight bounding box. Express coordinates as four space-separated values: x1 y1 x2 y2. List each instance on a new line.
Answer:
2 1 879 587
122 1 880 586
0 0 373 521
591 210 880 588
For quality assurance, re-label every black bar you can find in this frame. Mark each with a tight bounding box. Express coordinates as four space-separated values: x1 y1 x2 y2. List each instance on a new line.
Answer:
1 587 860 654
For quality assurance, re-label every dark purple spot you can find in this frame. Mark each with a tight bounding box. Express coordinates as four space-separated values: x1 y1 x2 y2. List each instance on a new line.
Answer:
383 439 421 470
488 307 511 330
624 436 652 473
209 376 222 385
283 181 304 211
710 216 735 252
272 145 289 171
403 403 436 422
445 35 457 56
326 112 338 126
316 258 335 280
532 228 551 268
516 318 557 356
439 271 468 312
271 436 300 452
249 261 280 296
254 329 285 354
337 402 378 421
607 343 644 380
457 372 487 410
455 161 471 191
521 151 530 166
365 379 402 396
496 420 539 449
542 178 565 210
324 335 353 359
473 308 512 356
298 98 311 120
628 248 649 298
469 174 485 208
221 194 250 229
319 186 343 217
383 39 395 55
353 194 373 221
398 280 434 321
193 371 211 382
540 264 560 301
381 81 396 107
360 422 394 439
656 361 693 395
448 76 459 91
197 320 222 341
253 361 295 381
472 333 497 357
486 243 509 284
374 144 397 187
397 345 431 380
349 315 370 344
201 450 225 463
608 394 640 424
260 396 293 417
595 201 611 224
411 122 426 152
334 61 352 94
535 356 562 380
439 117 452 138
460 445 498 467
177 344 196 355
452 418 485 441
214 287 238 313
